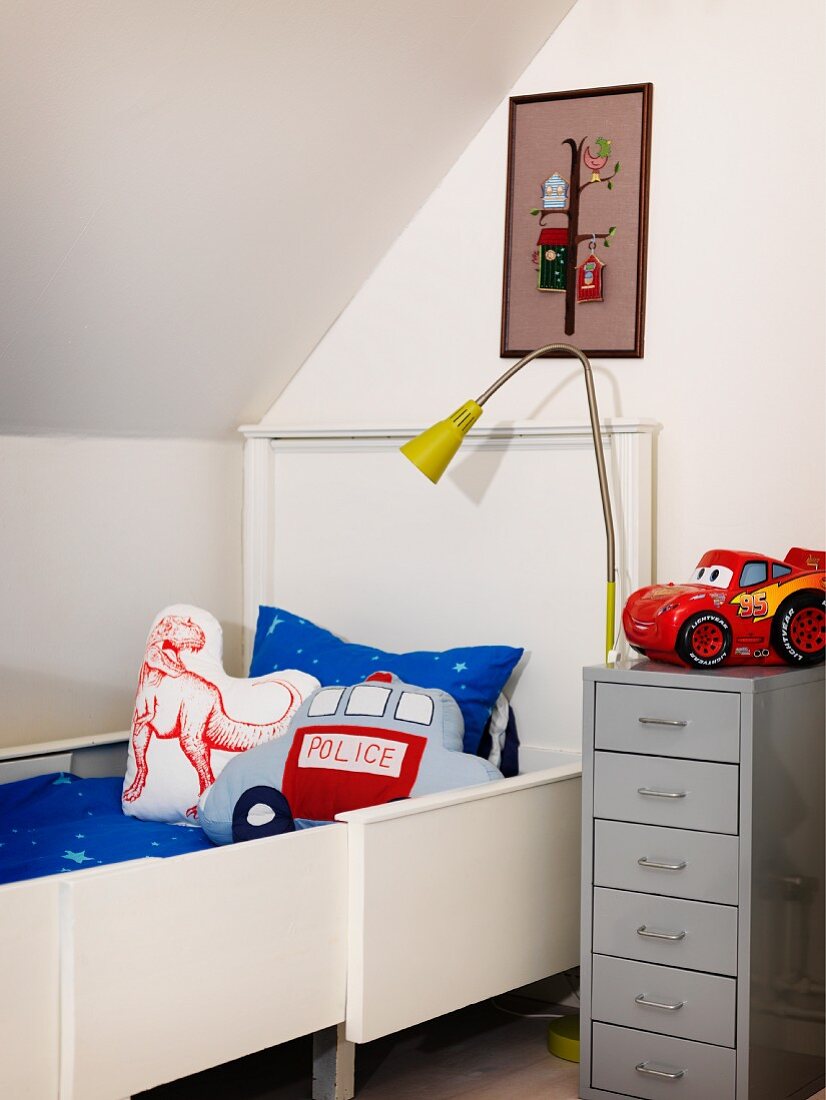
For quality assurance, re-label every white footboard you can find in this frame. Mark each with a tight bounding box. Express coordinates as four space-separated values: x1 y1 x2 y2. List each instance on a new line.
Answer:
338 761 581 1043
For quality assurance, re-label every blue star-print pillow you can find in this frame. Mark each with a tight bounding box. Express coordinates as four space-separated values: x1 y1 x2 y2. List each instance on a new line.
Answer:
250 607 524 755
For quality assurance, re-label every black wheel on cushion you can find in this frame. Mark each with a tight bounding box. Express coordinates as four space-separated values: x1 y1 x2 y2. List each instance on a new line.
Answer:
771 590 826 666
232 786 296 843
676 611 732 668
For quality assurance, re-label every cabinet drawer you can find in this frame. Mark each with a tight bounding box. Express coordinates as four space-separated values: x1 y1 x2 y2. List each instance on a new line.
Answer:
595 682 740 762
591 954 736 1047
591 1022 735 1100
592 887 738 975
594 751 739 834
593 820 739 904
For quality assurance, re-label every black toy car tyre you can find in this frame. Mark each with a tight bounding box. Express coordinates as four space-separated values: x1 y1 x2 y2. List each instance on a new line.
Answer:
771 590 826 666
231 785 295 843
676 611 732 668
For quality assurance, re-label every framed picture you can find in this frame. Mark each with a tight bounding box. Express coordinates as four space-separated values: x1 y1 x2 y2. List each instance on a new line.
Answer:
501 83 652 358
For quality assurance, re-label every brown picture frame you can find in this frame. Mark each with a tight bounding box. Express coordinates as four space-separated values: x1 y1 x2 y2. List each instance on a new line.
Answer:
500 83 652 358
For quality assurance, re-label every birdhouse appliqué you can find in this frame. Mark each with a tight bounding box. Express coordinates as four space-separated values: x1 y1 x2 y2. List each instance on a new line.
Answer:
535 229 569 292
542 173 569 210
577 253 605 303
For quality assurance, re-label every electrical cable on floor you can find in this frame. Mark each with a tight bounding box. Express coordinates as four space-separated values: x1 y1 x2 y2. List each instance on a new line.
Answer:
489 968 580 1020
490 994 579 1021
562 968 581 1002
490 999 568 1020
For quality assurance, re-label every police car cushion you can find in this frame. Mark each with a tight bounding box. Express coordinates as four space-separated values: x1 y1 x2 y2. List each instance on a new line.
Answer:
198 672 502 845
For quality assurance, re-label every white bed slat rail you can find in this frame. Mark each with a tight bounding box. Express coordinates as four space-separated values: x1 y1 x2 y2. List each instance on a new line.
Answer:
60 826 348 1100
0 879 61 1100
340 766 582 1042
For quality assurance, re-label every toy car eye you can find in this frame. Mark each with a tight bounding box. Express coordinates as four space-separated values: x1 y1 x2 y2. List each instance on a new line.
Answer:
697 568 705 579
709 568 720 582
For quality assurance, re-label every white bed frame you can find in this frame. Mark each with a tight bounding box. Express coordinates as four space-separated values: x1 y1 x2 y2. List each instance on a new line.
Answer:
0 419 657 1100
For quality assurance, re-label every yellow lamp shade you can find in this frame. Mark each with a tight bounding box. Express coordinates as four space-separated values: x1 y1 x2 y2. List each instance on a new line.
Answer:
400 400 483 483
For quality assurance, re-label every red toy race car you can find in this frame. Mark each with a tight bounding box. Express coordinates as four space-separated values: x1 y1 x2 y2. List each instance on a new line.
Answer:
623 547 825 669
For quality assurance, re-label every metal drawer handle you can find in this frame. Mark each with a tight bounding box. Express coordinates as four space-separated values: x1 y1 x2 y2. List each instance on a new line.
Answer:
638 717 688 728
637 924 687 941
638 787 687 799
638 857 688 871
636 1061 686 1080
635 993 686 1011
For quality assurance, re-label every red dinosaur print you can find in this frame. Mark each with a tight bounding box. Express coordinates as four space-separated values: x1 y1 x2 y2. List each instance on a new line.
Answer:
123 615 299 817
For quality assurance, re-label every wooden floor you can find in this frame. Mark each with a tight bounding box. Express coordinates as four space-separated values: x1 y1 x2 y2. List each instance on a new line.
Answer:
138 1001 578 1100
139 1001 825 1100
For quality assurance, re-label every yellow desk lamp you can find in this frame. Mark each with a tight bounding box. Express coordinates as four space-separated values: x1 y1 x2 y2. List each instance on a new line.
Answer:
401 342 617 663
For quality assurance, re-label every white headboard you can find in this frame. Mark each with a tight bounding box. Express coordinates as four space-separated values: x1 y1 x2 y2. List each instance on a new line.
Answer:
241 419 658 765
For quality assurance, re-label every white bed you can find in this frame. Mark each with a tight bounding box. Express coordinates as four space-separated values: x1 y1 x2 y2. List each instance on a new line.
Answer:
0 418 657 1100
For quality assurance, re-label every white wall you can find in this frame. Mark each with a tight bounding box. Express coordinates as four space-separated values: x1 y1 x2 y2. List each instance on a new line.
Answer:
0 1 578 748
0 436 242 748
266 0 826 579
0 0 574 438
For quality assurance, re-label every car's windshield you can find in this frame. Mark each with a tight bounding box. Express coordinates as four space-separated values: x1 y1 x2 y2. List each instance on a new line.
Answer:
687 564 734 589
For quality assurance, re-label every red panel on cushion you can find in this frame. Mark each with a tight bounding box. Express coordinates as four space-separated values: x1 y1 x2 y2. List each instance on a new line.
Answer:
282 724 427 820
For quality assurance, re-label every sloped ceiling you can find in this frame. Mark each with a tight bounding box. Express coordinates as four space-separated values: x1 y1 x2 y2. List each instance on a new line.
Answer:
0 0 575 437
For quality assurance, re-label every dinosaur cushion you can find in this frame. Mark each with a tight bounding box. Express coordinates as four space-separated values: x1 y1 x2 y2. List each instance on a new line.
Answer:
199 672 503 845
122 605 319 825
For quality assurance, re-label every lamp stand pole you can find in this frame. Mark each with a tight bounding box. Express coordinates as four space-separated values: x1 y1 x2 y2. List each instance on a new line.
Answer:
475 344 617 662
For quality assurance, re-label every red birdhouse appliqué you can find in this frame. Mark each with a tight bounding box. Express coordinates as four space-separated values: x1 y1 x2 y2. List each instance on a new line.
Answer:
577 252 605 304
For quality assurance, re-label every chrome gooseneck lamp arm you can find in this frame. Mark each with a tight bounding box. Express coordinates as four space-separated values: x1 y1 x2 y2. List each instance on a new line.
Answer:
476 343 616 596
401 342 618 662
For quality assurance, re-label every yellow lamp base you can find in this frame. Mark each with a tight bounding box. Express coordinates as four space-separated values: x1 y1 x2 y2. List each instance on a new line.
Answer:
547 1015 580 1063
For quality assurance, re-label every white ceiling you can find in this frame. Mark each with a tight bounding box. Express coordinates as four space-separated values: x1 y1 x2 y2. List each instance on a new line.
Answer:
0 0 575 437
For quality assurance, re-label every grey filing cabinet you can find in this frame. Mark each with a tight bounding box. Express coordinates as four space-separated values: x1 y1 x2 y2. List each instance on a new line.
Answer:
580 660 825 1100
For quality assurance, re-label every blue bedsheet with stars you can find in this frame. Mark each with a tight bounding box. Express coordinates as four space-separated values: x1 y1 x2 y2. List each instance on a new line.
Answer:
0 772 214 885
